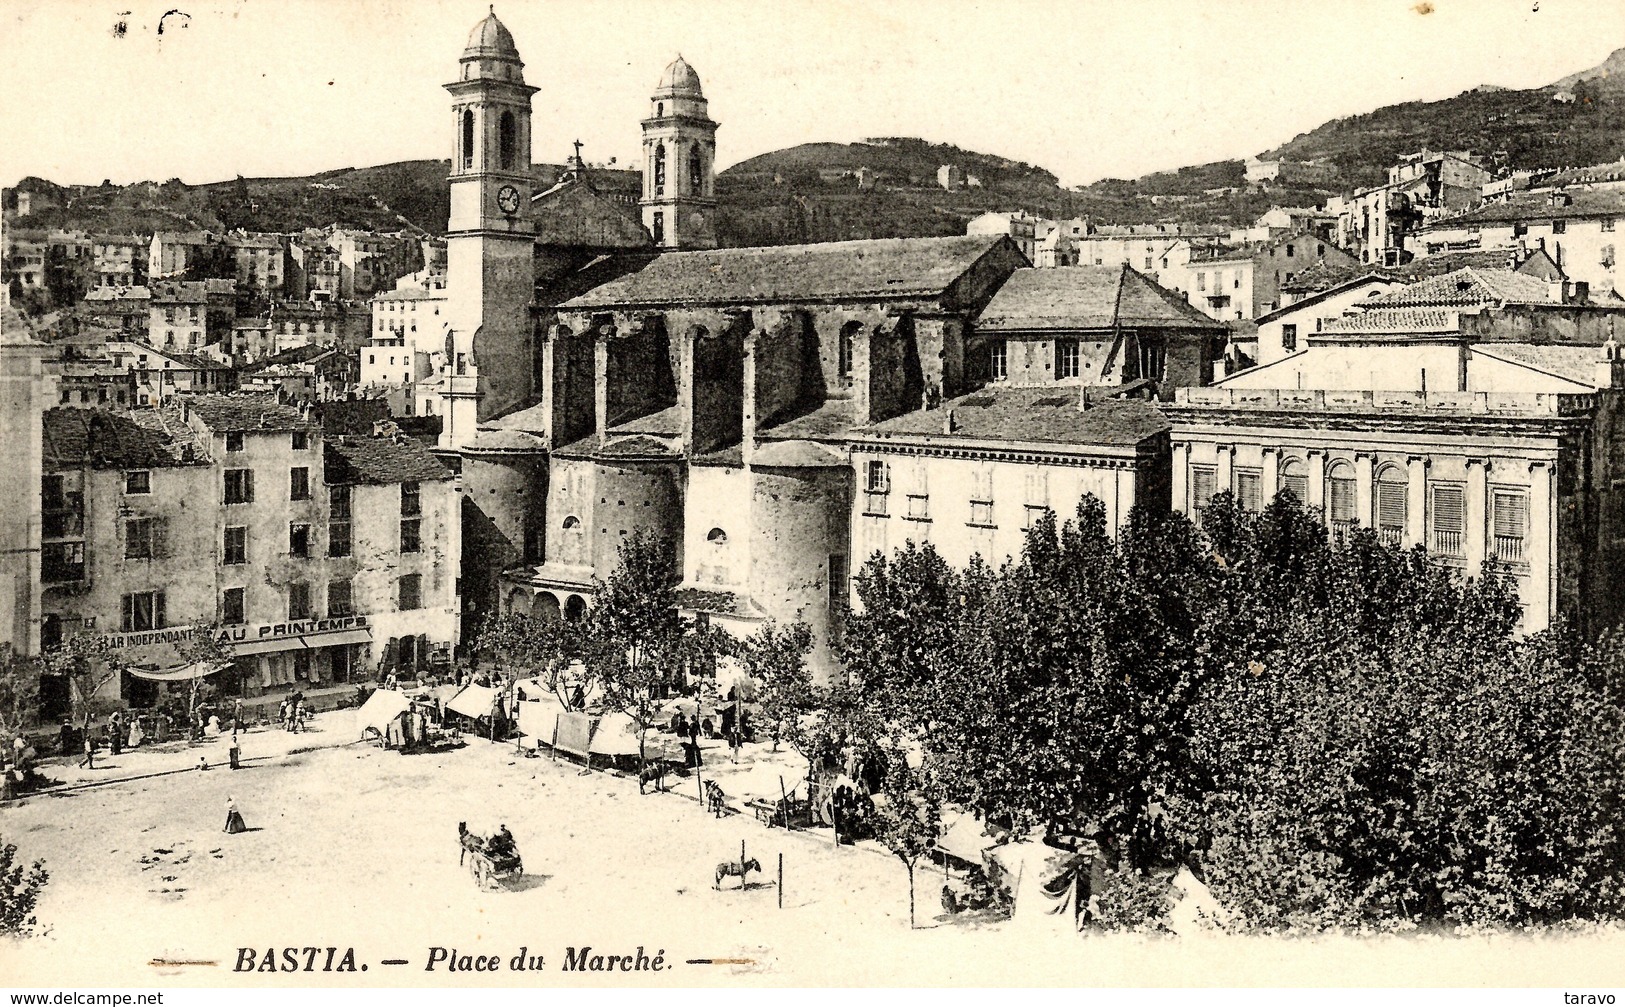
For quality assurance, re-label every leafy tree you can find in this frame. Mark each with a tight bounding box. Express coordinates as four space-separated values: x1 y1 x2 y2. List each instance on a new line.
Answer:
583 530 731 792
474 611 580 707
0 646 41 749
175 627 234 721
738 620 814 752
870 746 940 929
42 245 86 310
38 635 128 726
0 836 48 937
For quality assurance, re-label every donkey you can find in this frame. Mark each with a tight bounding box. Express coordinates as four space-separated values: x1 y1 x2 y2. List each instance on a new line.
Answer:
714 856 761 890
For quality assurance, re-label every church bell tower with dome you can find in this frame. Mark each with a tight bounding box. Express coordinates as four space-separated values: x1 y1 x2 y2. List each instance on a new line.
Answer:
640 56 719 250
439 8 540 448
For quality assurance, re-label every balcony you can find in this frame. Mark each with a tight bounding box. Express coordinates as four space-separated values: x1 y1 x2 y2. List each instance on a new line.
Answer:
1432 530 1464 557
1377 526 1403 547
862 490 890 517
1493 534 1525 564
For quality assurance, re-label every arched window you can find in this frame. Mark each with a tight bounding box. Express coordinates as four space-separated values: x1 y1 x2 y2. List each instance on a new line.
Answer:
838 321 859 380
1375 465 1407 546
562 515 582 530
498 111 516 170
656 102 664 118
1327 461 1357 531
707 527 727 545
460 109 474 170
689 144 704 193
653 143 666 194
1278 458 1308 503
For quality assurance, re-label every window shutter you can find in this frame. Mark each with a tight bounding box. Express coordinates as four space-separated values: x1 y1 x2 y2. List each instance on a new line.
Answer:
1494 492 1528 538
1434 486 1465 532
1329 476 1356 521
1377 482 1407 529
245 470 255 503
122 593 134 632
155 591 167 630
153 518 168 559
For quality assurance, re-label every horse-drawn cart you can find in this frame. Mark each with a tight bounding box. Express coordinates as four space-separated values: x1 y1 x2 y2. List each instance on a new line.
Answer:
458 822 523 888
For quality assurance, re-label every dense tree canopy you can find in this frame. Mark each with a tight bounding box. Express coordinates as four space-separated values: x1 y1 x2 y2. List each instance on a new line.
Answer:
838 490 1625 931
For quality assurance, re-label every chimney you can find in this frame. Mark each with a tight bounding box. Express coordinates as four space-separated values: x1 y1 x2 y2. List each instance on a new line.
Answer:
1597 337 1621 389
1078 385 1095 411
1548 280 1571 304
942 408 958 434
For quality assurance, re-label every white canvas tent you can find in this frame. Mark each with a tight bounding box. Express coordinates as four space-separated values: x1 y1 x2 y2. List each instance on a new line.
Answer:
986 841 1086 930
446 684 498 720
355 689 411 736
515 696 566 747
587 711 641 756
936 808 1003 865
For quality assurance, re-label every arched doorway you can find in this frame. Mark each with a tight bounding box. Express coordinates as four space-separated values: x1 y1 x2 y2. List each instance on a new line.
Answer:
564 595 587 622
507 588 531 618
534 592 562 623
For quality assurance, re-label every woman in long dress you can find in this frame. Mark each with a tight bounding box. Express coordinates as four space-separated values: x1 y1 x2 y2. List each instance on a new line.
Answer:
224 796 248 834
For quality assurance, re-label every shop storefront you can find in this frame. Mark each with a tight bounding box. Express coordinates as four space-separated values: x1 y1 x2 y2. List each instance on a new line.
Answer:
220 616 373 697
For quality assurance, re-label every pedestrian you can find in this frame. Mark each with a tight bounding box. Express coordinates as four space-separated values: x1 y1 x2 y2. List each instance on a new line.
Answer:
229 731 241 770
277 698 289 732
233 698 243 733
58 719 73 758
198 755 211 771
79 733 94 770
224 796 247 834
291 699 304 734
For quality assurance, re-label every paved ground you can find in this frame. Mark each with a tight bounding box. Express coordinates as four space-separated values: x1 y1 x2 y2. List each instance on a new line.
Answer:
2 707 1620 987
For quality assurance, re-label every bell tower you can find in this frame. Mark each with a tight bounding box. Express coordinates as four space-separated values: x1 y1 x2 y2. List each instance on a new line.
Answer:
640 56 718 251
440 8 540 449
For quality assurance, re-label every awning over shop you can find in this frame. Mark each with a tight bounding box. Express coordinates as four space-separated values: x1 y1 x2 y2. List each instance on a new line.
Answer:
231 637 309 656
125 660 233 683
227 628 373 656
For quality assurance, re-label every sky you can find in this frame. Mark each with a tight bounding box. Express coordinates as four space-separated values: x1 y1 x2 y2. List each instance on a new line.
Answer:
1 0 1623 190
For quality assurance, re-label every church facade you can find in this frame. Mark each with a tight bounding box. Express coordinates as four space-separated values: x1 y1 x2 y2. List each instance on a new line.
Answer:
439 13 1190 678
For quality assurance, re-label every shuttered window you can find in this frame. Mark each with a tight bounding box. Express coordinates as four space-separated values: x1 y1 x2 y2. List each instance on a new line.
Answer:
1234 469 1262 512
1493 490 1528 562
1377 479 1407 545
1279 461 1308 503
1431 484 1465 556
1327 469 1357 525
1191 466 1217 512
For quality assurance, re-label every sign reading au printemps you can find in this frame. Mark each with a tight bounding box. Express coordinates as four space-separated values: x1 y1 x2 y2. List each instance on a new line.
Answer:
98 616 370 652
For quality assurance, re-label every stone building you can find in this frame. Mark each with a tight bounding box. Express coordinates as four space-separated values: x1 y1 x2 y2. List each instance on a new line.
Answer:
436 12 1214 679
1164 266 1625 635
35 395 459 710
1408 187 1625 297
970 265 1227 397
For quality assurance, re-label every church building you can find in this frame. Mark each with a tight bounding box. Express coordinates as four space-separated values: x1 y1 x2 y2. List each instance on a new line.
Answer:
439 12 1192 678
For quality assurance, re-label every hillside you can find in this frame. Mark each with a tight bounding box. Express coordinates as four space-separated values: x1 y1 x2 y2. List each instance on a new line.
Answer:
8 44 1625 247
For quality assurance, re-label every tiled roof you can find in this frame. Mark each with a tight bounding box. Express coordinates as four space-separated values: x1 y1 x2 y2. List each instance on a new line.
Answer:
675 587 741 616
244 342 338 370
597 433 680 458
1321 308 1461 334
43 408 200 470
324 434 452 485
856 386 1169 448
759 398 859 441
978 265 1224 333
1370 267 1553 307
1422 187 1625 227
559 235 1010 309
1471 343 1607 386
1280 249 1547 294
182 393 315 432
750 439 846 468
83 285 151 302
149 280 211 304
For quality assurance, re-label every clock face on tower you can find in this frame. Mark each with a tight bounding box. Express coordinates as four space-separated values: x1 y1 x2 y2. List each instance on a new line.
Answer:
497 185 521 215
